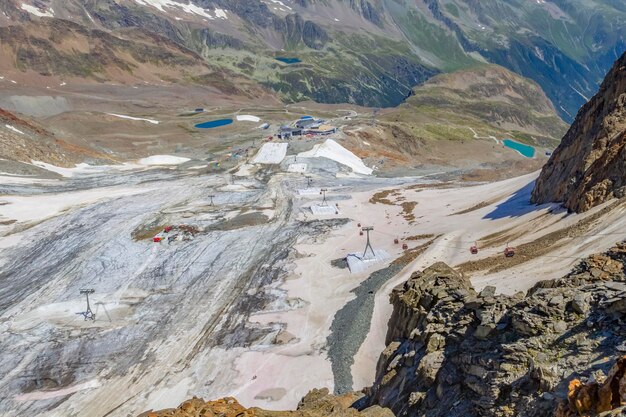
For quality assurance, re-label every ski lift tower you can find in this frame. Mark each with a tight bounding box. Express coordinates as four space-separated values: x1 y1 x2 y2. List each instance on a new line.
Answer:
320 188 328 206
362 227 375 258
208 194 215 206
78 289 96 321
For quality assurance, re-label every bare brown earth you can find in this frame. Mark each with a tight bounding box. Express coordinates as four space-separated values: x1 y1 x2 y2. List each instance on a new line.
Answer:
457 200 624 275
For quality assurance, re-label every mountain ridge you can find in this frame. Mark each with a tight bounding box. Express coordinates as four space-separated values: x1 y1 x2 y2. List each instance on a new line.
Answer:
3 0 626 119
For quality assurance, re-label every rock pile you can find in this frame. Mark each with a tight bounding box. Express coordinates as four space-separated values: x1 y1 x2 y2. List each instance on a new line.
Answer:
138 389 393 417
362 243 626 417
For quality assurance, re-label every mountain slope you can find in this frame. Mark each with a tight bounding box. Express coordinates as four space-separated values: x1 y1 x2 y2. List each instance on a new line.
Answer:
386 64 568 144
2 0 626 118
532 51 626 212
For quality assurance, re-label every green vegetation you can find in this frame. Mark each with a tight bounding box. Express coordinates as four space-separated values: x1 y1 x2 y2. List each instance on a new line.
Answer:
381 65 568 146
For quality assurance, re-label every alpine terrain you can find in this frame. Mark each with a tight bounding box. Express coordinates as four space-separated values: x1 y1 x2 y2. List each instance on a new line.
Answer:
1 2 626 417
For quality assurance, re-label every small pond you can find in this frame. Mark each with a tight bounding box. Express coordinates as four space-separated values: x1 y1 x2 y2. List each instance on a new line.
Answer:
276 57 301 64
503 139 535 158
195 119 233 129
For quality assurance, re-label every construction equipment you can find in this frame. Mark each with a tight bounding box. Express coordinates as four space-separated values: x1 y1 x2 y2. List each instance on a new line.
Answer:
470 242 478 255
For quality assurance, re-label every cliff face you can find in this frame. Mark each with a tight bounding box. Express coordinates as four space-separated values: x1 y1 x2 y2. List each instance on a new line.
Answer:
362 246 626 417
531 52 626 212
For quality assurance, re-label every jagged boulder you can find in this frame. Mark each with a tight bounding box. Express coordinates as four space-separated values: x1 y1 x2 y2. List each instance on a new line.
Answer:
531 51 626 212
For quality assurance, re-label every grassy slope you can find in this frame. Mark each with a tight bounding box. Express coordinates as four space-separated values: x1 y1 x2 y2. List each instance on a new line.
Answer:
381 64 568 147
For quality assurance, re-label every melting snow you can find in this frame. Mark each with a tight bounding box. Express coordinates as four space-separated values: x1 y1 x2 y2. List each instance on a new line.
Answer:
138 155 190 166
132 0 227 20
253 143 288 164
236 115 261 122
298 139 372 175
5 125 25 135
20 4 54 17
31 161 94 178
106 113 159 124
214 8 227 19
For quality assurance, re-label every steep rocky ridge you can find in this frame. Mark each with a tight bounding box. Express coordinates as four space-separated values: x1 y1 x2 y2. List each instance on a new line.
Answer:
532 51 626 213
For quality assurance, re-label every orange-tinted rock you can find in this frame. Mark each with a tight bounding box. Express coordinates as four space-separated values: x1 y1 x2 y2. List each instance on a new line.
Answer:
138 391 393 417
558 356 626 416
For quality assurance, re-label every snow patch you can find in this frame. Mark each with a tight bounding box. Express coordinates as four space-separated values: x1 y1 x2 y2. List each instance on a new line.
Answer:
31 161 93 178
298 139 372 175
236 115 261 122
138 155 190 166
106 113 159 124
310 204 338 215
20 3 54 17
5 125 24 135
132 0 227 20
253 143 288 164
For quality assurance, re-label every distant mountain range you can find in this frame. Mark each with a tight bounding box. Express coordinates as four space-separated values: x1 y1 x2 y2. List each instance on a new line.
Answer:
2 0 626 121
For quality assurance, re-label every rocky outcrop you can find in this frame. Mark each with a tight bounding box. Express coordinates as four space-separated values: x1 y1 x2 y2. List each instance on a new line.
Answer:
532 51 626 212
274 14 329 50
556 356 626 417
138 389 393 417
362 244 626 416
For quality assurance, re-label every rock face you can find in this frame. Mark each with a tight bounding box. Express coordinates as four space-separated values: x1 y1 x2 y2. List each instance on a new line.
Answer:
362 245 626 417
138 389 393 417
556 356 626 417
531 51 626 212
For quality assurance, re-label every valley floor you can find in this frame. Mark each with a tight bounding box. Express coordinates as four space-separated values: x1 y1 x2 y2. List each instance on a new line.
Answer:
0 155 624 416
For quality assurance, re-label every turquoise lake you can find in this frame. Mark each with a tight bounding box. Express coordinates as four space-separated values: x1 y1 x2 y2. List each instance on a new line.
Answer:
276 57 301 64
195 119 233 129
503 139 535 158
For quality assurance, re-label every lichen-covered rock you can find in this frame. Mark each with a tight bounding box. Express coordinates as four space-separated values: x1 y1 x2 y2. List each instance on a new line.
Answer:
531 51 626 212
